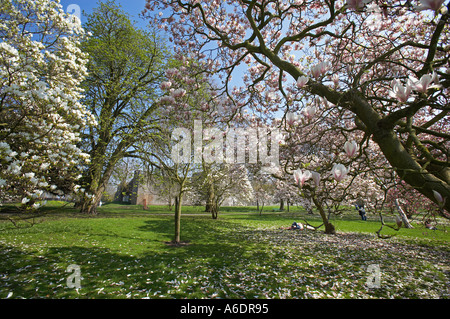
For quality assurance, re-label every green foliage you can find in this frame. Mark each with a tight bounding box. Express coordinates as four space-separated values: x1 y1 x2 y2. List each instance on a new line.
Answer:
76 1 171 213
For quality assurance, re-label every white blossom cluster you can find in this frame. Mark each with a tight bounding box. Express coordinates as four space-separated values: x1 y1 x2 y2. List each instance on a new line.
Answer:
0 0 96 208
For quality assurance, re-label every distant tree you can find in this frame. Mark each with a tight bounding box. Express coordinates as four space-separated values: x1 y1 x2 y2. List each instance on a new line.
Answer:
77 1 168 214
192 163 254 219
138 53 218 244
141 122 193 244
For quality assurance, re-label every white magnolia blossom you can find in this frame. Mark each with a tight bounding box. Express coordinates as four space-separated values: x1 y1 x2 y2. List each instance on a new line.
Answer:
296 75 309 88
0 0 96 208
343 141 358 158
331 164 349 182
294 169 312 187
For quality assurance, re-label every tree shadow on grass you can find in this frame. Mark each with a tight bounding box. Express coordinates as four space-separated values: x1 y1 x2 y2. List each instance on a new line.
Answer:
0 217 275 299
1 215 449 299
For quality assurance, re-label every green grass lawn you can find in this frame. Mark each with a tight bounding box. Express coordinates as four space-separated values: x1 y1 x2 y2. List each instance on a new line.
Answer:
0 203 449 299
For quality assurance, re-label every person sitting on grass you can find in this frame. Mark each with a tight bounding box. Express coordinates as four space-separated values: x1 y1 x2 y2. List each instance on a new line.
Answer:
281 222 304 230
425 219 437 230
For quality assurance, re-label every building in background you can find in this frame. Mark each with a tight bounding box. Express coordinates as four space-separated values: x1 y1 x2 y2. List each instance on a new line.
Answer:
114 171 166 206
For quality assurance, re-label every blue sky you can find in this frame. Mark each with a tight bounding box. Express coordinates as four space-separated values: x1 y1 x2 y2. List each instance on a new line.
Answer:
59 0 149 27
57 0 251 107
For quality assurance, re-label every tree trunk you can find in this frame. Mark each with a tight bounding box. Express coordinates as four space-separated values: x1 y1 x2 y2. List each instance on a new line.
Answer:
394 199 414 229
174 194 182 244
79 147 119 214
80 186 104 215
279 199 285 211
259 201 265 216
211 202 218 219
312 196 336 234
205 181 219 219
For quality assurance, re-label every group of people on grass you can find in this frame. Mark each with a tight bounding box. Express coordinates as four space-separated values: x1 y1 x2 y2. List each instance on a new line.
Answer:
281 198 441 231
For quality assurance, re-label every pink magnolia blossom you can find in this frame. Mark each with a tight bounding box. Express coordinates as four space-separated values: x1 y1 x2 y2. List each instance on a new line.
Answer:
303 106 317 120
331 164 348 182
311 171 321 187
160 95 175 104
409 73 441 93
286 112 297 126
389 79 412 103
171 88 186 99
294 169 311 187
165 68 179 78
344 140 358 157
160 81 172 90
296 75 309 88
310 61 330 79
433 190 445 205
332 74 339 88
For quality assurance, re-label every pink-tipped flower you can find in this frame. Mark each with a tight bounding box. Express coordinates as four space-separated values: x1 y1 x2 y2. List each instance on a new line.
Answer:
296 75 309 88
409 73 442 93
331 164 348 182
344 140 358 158
311 171 321 187
389 79 412 103
310 61 330 79
294 169 312 187
415 0 445 12
171 88 186 99
286 112 297 126
165 68 179 78
413 74 433 93
160 81 172 90
159 95 175 104
332 74 339 88
303 106 317 120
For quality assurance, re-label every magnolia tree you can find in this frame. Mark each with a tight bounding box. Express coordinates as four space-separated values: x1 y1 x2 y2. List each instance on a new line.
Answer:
248 164 278 213
279 100 440 233
191 163 254 218
271 103 388 233
138 54 222 243
0 0 95 210
144 0 450 217
272 177 302 211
